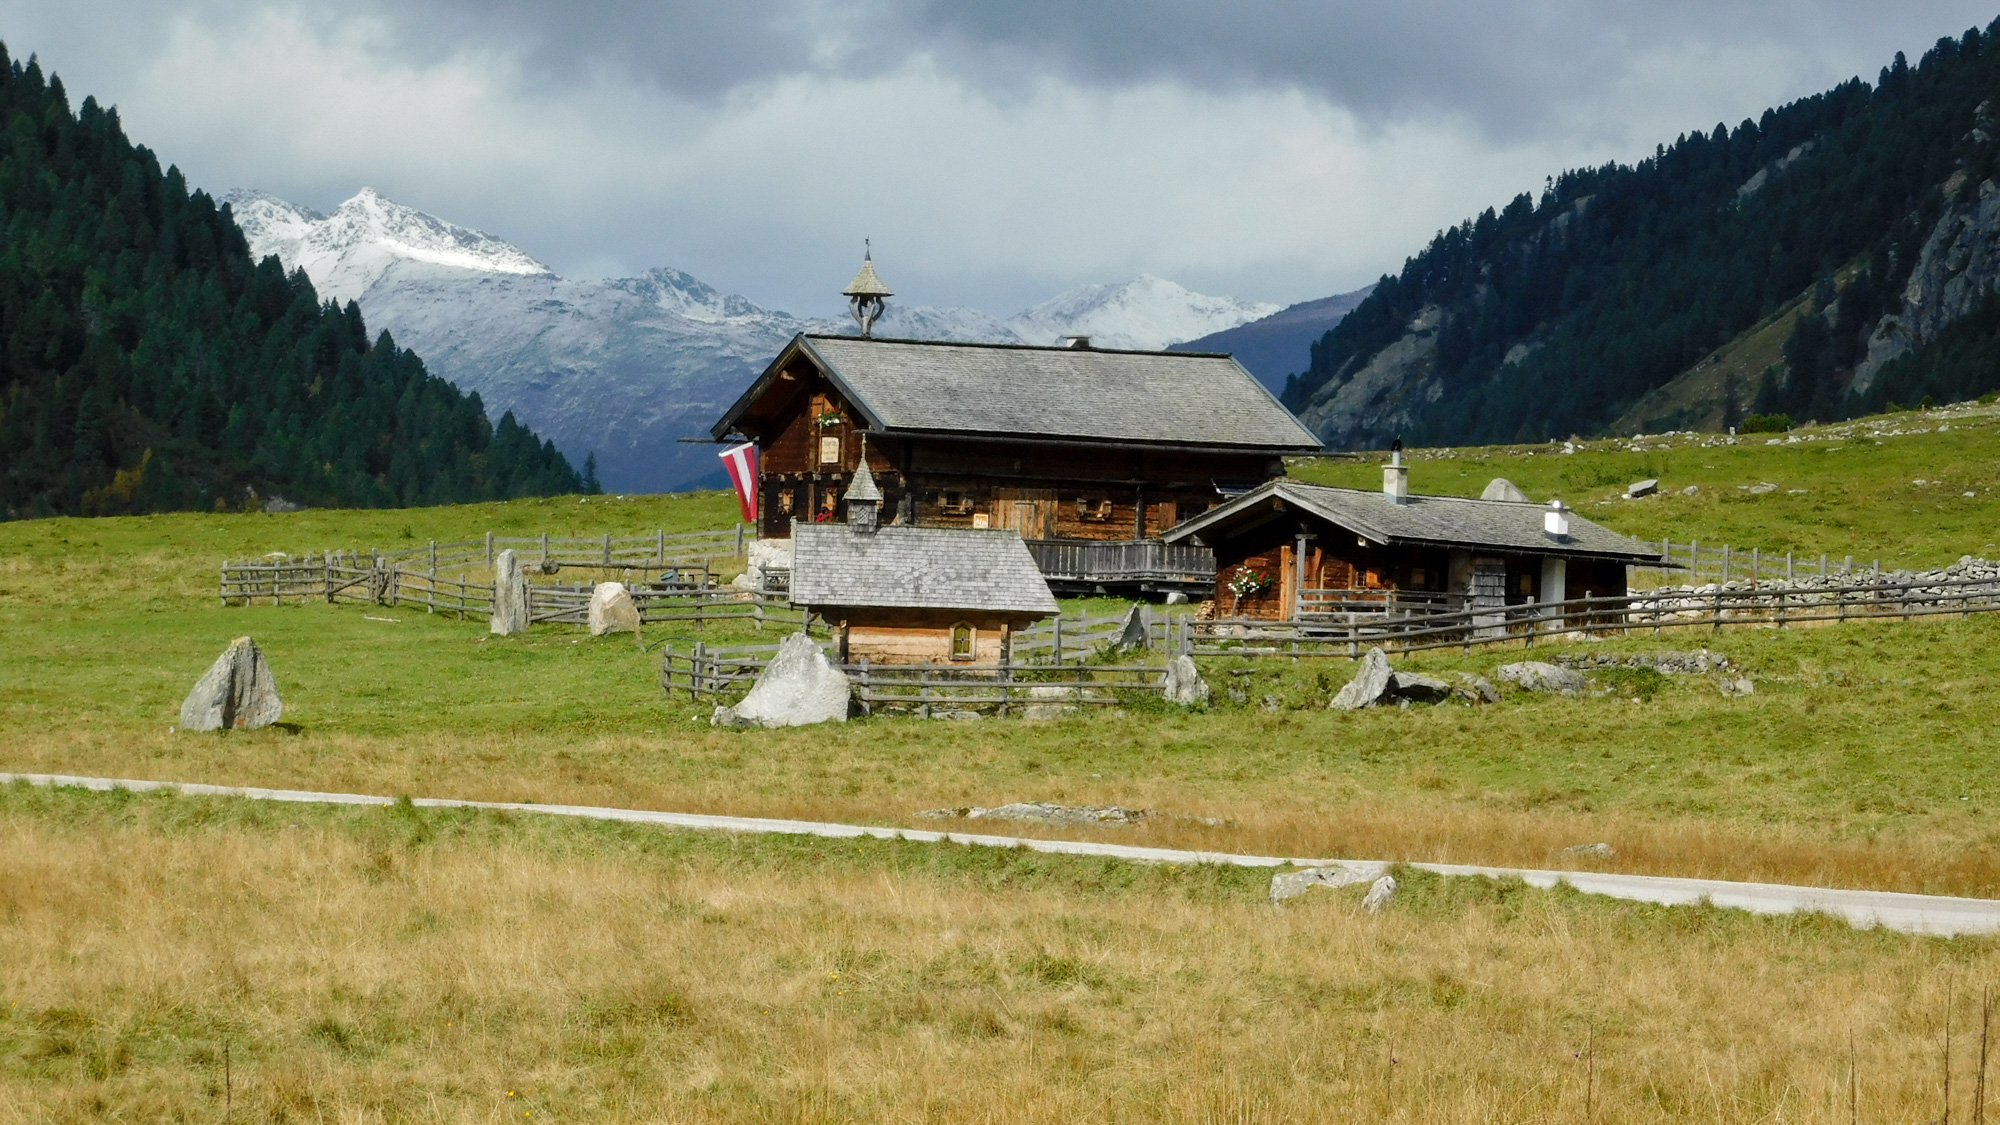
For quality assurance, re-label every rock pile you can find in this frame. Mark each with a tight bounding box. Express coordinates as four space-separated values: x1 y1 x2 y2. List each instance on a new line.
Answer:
1332 647 1496 709
1553 649 1735 675
1637 556 2000 615
916 802 1152 827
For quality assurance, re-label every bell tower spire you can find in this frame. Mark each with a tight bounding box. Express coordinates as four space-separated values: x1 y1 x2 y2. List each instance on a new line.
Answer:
843 240 893 338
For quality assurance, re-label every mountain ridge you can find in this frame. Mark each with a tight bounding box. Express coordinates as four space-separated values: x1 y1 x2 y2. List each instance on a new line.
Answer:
228 188 1286 490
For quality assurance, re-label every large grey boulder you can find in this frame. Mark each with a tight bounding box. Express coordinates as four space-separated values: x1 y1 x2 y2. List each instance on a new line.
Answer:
587 581 640 635
1330 646 1395 709
1481 478 1530 502
1116 604 1149 651
713 631 850 728
490 549 528 636
1269 864 1379 904
1625 478 1659 498
1162 655 1210 706
1389 671 1453 704
1495 661 1586 695
179 637 283 732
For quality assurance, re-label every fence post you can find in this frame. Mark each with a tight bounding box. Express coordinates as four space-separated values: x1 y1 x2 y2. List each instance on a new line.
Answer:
1750 547 1759 586
1713 588 1723 634
603 532 612 567
691 641 706 700
1053 615 1064 665
540 532 549 569
1721 544 1731 582
1786 552 1793 582
736 524 746 557
660 642 673 697
657 528 665 566
1689 539 1698 579
857 657 871 716
485 531 494 566
919 671 931 720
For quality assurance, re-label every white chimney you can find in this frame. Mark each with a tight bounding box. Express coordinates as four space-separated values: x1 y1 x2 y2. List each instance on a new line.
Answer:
1544 499 1570 540
1382 445 1409 504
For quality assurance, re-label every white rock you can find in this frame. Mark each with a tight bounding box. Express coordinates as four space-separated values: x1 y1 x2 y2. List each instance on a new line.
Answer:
1625 478 1659 498
179 637 283 732
1331 646 1395 710
1162 654 1210 706
1361 875 1398 913
490 549 528 636
1268 865 1379 904
1495 661 1586 695
1562 842 1615 858
721 631 850 727
587 581 640 635
1023 683 1084 720
1481 478 1530 502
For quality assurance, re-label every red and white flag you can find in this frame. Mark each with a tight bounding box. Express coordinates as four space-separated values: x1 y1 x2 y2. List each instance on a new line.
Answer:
718 441 758 523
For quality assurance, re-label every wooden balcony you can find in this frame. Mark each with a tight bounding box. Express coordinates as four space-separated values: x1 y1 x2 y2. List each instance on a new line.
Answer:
1024 538 1215 596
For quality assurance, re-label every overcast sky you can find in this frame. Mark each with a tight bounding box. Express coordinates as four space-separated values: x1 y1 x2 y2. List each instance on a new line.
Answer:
4 2 1996 317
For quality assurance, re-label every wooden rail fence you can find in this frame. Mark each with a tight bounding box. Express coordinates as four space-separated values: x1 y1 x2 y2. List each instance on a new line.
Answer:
1196 572 2000 658
659 639 1173 716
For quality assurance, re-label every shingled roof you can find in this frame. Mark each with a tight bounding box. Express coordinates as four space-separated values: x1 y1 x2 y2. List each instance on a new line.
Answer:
713 334 1322 452
1162 479 1664 562
790 524 1060 615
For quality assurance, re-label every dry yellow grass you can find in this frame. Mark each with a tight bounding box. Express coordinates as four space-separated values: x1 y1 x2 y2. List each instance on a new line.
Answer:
1 786 1995 1123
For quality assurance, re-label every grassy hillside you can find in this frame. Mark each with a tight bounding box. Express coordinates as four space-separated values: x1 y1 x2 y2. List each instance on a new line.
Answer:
4 412 2000 1118
1290 397 2000 568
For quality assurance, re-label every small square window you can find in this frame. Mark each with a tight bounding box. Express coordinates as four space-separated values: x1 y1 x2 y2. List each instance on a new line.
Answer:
950 622 976 661
1410 567 1427 586
819 436 840 464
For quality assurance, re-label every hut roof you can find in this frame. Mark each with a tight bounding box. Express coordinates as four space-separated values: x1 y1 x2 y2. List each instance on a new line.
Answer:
790 524 1060 614
1162 479 1664 562
713 334 1322 452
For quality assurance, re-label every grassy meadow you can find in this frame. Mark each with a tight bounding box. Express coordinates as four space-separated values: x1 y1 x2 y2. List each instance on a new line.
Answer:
4 404 2000 1119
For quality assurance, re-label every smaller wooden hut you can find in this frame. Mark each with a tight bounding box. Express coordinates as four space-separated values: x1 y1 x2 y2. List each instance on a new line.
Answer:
1160 455 1663 621
790 459 1059 664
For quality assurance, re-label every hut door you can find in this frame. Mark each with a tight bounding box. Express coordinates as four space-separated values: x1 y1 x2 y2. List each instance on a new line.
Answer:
992 490 1056 538
1470 558 1507 610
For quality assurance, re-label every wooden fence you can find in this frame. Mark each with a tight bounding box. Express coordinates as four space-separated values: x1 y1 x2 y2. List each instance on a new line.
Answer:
658 638 1172 715
221 526 747 604
1631 538 1882 586
1194 572 2000 658
1010 607 1188 663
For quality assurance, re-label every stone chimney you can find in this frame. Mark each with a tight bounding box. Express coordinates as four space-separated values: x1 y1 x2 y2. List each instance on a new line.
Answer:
1382 441 1409 505
843 443 882 535
1062 335 1092 349
1543 499 1571 540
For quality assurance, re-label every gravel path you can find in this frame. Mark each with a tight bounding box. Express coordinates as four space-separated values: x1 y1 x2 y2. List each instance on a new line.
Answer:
8 771 1996 937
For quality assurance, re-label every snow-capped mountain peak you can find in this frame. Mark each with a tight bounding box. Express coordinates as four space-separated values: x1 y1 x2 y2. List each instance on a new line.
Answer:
223 187 553 303
1006 274 1282 351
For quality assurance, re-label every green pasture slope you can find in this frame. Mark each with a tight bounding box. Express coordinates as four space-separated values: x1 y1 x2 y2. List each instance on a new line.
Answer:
1 403 1998 899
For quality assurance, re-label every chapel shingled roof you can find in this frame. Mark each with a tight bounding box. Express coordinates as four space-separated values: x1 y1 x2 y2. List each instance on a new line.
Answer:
790 524 1060 614
1162 479 1664 562
713 334 1322 452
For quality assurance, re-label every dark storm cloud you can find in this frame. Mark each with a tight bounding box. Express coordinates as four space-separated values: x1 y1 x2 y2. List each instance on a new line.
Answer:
372 0 2000 136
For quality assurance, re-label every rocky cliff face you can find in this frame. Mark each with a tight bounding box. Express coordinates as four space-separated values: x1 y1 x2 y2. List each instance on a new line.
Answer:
1294 306 1444 449
1852 173 2000 395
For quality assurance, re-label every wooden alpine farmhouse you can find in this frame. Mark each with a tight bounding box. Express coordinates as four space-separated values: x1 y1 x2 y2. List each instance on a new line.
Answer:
709 253 1323 593
789 459 1059 664
1161 452 1663 621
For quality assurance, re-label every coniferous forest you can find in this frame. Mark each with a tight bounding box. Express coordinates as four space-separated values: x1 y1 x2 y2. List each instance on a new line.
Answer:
0 46 583 519
1284 18 2000 447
